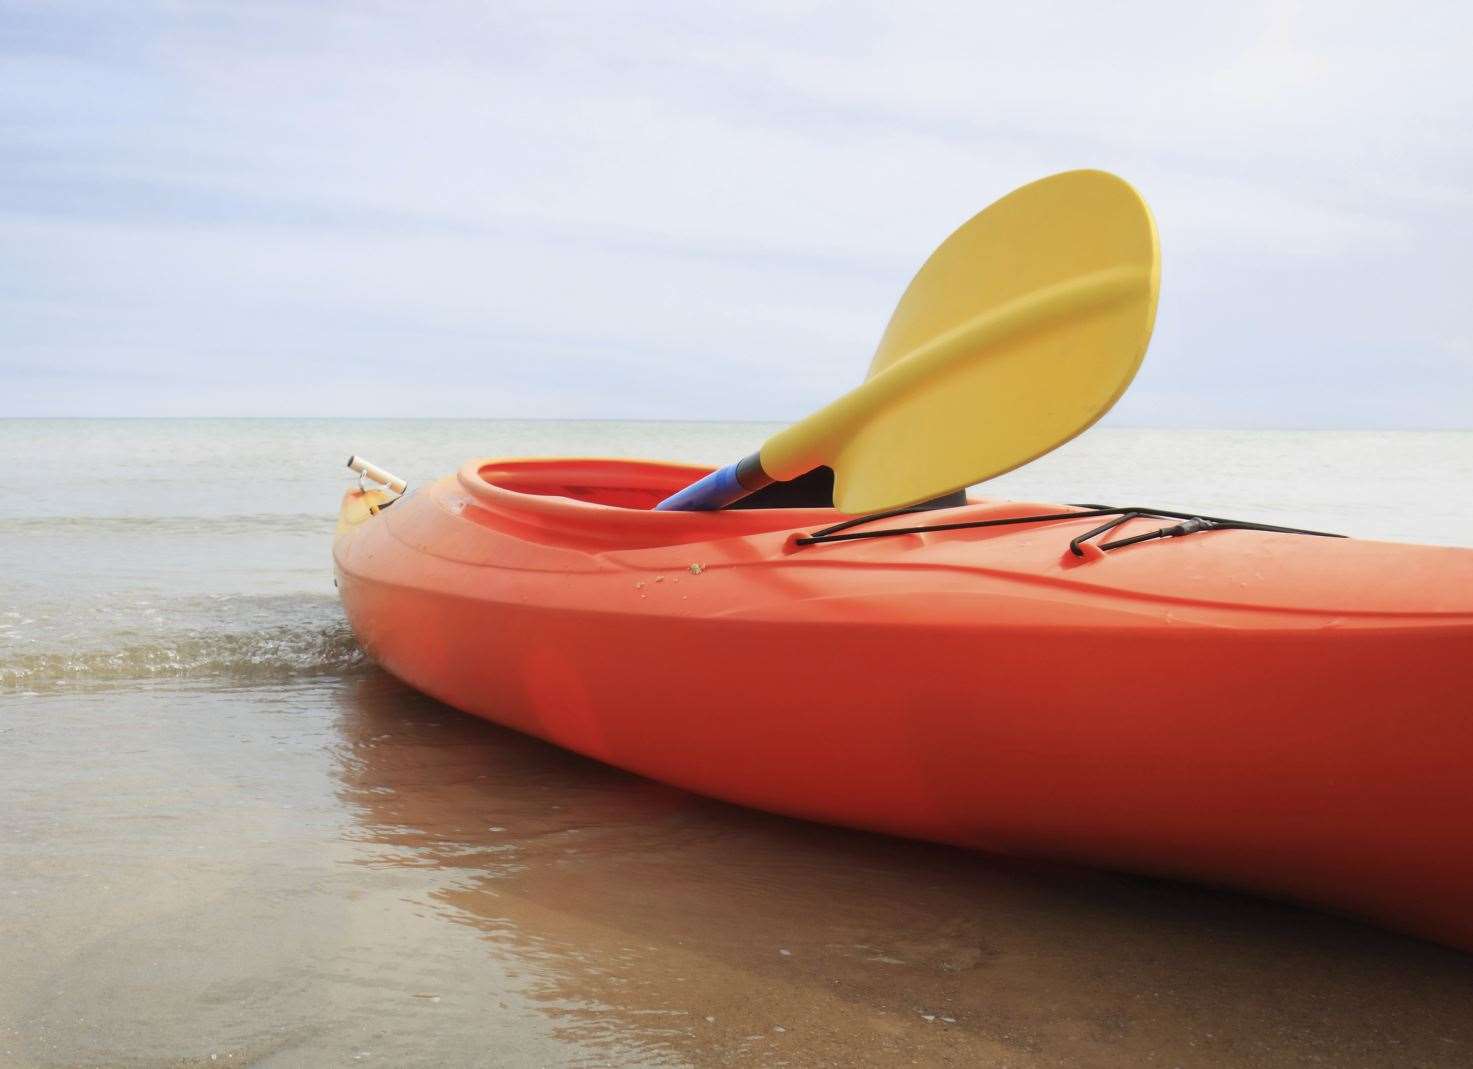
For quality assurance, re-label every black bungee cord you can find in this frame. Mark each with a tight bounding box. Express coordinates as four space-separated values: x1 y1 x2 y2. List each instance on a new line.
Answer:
794 502 1346 556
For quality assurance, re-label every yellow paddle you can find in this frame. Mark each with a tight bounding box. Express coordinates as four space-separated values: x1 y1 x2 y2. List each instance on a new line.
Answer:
656 169 1161 514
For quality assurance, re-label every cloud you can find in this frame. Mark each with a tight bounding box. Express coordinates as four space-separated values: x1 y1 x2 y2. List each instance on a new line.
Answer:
1 0 1469 424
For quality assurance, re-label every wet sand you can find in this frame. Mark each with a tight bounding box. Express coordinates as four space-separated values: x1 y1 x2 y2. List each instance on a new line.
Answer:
3 670 1471 1068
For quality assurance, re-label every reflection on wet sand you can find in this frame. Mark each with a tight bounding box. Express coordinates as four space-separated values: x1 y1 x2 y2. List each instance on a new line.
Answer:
333 671 1473 1068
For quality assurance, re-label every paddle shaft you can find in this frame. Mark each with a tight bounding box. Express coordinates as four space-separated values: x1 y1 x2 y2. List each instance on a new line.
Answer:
653 452 772 511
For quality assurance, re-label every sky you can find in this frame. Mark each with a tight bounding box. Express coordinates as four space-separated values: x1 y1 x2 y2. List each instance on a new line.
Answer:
2 1 1470 426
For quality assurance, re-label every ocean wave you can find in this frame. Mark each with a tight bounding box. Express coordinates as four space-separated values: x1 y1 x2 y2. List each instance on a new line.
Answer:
0 611 368 691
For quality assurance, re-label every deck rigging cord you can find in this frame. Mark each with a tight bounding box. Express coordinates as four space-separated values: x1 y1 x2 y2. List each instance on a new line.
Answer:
795 503 1346 556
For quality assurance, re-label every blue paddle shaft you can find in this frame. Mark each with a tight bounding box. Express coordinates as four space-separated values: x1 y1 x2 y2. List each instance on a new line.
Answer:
655 452 772 511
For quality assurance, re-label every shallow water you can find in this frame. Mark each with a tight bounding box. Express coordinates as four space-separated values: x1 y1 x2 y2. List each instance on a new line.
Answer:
2 419 1472 1067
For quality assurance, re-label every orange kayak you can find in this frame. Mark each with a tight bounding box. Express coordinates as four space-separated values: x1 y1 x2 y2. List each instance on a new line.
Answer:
334 456 1473 951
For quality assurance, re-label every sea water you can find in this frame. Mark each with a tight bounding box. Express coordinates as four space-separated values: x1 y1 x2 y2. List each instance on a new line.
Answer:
2 420 1471 1067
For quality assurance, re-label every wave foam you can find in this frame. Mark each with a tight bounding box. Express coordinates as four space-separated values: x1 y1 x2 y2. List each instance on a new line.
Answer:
1 614 368 691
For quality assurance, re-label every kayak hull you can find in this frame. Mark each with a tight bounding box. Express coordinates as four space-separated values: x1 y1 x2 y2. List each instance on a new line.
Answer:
334 457 1473 951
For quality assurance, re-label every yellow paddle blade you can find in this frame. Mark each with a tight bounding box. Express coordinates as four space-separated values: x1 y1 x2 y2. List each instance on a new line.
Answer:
760 169 1160 514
